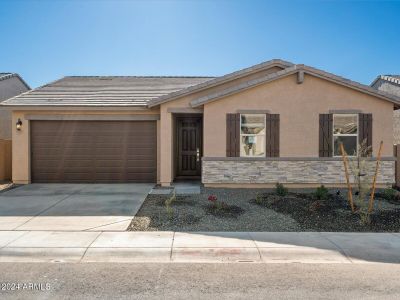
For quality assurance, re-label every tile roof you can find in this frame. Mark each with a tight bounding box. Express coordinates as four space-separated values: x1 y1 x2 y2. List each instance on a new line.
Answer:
372 75 400 86
2 76 213 107
381 75 400 84
0 73 15 81
0 73 31 89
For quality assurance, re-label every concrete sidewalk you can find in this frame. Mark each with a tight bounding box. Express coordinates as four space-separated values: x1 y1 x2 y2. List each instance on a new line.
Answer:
0 231 399 264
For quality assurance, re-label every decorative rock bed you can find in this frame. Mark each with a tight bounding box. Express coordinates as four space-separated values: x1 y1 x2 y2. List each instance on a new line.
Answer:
128 188 400 232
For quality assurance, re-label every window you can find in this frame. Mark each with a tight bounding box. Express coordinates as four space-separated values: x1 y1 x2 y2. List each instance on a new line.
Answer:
333 114 358 156
240 114 266 157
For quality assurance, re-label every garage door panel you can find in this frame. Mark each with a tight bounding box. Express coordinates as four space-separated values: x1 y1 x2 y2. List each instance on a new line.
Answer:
126 160 156 167
33 160 93 168
31 120 157 183
33 135 95 141
126 148 156 155
94 160 125 167
126 173 155 181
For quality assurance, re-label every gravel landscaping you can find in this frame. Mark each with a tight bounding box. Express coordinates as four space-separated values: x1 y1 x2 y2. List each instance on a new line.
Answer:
128 187 400 232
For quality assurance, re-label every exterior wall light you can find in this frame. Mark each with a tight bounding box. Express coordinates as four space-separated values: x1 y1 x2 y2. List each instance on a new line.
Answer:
16 119 22 131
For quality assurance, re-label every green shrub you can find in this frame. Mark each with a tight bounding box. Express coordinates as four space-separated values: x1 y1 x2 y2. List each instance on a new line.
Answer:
255 193 263 204
165 190 176 219
382 187 397 201
275 182 288 197
314 185 329 200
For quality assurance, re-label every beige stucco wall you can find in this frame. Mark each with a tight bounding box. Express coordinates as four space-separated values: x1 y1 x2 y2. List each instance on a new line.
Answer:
11 109 160 184
203 74 394 158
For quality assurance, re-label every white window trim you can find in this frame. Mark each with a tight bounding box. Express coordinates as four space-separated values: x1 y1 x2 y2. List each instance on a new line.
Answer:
239 113 266 158
332 113 358 157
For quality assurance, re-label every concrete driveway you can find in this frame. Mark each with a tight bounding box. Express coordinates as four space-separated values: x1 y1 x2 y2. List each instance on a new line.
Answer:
0 184 153 231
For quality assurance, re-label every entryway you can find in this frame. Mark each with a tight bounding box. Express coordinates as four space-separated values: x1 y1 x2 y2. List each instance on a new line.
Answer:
175 115 203 180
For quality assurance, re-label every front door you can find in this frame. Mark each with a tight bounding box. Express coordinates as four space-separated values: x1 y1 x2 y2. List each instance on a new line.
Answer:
176 116 202 178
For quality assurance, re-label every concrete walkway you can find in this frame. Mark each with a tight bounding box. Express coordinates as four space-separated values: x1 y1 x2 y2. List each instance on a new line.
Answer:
0 231 399 264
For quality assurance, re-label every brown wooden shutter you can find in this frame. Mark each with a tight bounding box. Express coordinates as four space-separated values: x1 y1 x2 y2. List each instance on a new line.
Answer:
319 114 333 157
359 113 372 155
226 113 240 157
266 114 280 157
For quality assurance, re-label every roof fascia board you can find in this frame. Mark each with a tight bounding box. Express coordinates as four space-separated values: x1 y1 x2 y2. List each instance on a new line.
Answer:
147 59 294 108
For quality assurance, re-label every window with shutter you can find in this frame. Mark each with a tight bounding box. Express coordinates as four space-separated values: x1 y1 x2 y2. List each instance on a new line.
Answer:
333 114 358 156
240 114 266 157
227 113 280 158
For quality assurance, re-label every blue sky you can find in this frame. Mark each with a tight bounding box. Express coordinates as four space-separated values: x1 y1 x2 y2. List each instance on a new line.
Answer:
1 0 399 88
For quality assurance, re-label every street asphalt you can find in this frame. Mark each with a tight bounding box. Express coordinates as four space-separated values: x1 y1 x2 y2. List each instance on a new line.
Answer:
0 263 400 299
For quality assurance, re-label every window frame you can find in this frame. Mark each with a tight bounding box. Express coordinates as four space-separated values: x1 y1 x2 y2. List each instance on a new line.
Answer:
332 113 358 157
239 113 266 158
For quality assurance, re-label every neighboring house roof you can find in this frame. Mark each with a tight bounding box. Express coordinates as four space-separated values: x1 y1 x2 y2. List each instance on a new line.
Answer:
371 75 400 87
190 65 400 108
147 59 293 107
370 75 400 145
0 73 31 90
1 76 214 107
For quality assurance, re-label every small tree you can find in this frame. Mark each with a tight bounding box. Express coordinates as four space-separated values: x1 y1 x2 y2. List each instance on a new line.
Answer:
345 140 373 224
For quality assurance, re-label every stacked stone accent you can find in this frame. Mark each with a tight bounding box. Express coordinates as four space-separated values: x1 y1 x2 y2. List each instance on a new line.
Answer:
202 159 395 185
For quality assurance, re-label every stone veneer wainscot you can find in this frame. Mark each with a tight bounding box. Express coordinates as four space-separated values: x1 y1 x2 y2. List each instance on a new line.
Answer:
202 157 395 185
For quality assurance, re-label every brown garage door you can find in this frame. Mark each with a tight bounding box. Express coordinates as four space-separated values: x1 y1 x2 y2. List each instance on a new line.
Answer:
31 120 157 183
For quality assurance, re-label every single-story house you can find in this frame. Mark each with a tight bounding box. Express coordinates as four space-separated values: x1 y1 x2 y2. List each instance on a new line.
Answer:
0 73 30 180
2 59 399 187
371 75 400 145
